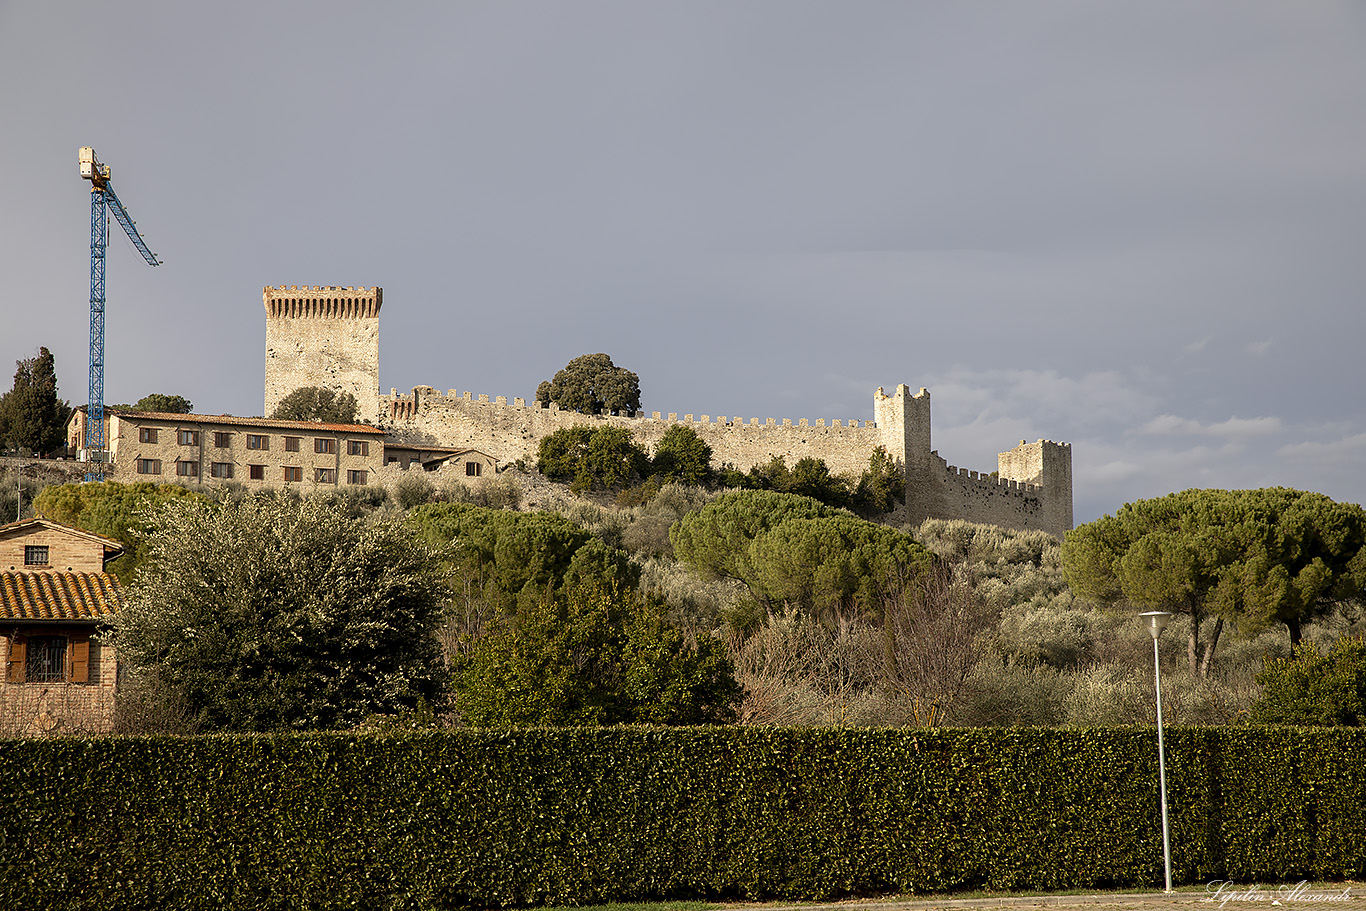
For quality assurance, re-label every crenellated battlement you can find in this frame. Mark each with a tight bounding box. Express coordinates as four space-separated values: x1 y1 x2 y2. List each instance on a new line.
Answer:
263 286 382 319
384 386 878 431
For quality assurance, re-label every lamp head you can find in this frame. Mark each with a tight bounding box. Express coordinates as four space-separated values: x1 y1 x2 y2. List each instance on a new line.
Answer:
1139 611 1173 640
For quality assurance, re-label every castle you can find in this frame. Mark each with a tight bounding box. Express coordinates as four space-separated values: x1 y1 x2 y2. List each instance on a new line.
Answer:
263 285 1074 537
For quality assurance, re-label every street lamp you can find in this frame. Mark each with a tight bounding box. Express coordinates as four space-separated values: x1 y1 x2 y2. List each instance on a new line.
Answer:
1140 610 1173 893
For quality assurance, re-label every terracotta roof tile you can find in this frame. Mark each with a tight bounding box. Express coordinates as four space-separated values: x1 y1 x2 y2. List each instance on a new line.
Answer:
0 572 125 621
110 410 385 435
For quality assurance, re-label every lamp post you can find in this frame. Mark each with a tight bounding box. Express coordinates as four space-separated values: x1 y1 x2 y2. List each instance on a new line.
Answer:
1140 610 1173 893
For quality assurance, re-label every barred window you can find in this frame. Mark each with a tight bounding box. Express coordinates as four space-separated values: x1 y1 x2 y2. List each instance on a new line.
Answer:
24 545 49 566
26 636 66 684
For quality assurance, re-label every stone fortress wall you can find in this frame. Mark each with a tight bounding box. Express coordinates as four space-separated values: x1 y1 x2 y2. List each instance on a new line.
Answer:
269 286 1074 537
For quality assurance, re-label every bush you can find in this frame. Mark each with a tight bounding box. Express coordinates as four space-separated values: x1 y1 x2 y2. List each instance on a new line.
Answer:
651 425 712 485
538 425 650 491
1251 636 1366 725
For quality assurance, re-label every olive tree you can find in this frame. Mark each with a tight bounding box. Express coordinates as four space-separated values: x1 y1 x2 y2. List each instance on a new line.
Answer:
109 494 450 731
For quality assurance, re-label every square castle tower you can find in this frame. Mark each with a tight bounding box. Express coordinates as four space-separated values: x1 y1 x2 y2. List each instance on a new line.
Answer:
263 286 382 421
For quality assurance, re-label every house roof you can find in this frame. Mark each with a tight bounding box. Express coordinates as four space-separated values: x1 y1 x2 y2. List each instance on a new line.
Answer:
0 518 126 560
109 410 386 435
70 405 384 436
0 572 125 621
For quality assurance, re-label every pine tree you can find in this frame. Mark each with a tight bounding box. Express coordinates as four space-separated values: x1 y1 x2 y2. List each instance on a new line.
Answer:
0 348 72 455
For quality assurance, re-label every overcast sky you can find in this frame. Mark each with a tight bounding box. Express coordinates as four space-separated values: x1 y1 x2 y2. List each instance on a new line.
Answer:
2 2 1363 523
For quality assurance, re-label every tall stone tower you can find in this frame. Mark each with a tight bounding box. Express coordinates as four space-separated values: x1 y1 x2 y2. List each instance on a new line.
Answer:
263 286 381 422
997 439 1074 536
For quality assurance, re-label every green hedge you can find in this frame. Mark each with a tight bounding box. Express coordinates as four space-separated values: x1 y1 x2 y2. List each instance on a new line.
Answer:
2 727 1364 910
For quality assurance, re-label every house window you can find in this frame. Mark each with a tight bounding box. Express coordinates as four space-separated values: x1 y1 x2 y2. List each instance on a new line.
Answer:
136 458 162 475
315 438 336 455
249 464 265 481
24 545 49 566
284 436 301 452
139 427 158 444
176 460 200 478
247 435 268 450
347 440 368 456
178 430 199 446
347 469 367 485
283 466 302 482
466 461 482 477
26 636 66 684
213 432 231 448
315 467 337 484
210 462 234 479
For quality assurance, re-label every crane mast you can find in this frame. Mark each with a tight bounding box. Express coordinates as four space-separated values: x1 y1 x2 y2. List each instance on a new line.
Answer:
79 147 160 480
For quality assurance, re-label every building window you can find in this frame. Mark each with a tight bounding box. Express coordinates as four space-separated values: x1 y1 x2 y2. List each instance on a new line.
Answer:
315 467 337 484
314 438 336 455
249 464 265 481
284 436 301 452
24 545 49 566
178 430 199 446
247 435 268 450
25 636 66 683
283 466 302 482
136 458 162 475
139 427 158 444
213 432 231 448
346 469 367 485
347 440 369 456
210 462 234 479
176 460 200 478
466 461 482 477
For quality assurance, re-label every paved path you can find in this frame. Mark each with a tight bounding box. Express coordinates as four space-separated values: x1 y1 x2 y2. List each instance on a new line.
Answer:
716 883 1364 911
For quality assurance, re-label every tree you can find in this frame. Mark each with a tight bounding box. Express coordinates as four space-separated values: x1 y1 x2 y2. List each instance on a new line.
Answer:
651 424 712 485
535 353 641 415
1063 488 1366 675
853 446 905 515
1250 636 1366 726
271 386 360 424
107 495 449 731
671 489 843 586
451 584 742 726
131 393 193 414
537 425 650 491
33 481 207 583
0 347 71 455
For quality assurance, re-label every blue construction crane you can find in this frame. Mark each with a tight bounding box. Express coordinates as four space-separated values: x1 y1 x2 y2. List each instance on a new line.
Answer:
79 147 160 480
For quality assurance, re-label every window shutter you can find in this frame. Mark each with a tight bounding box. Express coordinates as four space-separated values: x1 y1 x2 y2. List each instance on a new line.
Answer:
70 637 90 684
6 637 25 684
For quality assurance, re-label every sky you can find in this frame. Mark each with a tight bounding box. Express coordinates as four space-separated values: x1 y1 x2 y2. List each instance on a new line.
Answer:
2 2 1364 524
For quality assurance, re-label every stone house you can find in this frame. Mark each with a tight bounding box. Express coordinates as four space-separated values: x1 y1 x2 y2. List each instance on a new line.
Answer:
68 409 387 490
0 518 125 734
382 444 499 478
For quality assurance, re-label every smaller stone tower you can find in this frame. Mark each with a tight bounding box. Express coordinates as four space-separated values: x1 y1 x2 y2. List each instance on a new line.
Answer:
997 439 1074 536
263 286 382 422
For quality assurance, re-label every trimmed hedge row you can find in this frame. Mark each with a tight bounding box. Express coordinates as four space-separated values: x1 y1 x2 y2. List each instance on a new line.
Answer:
2 727 1365 910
